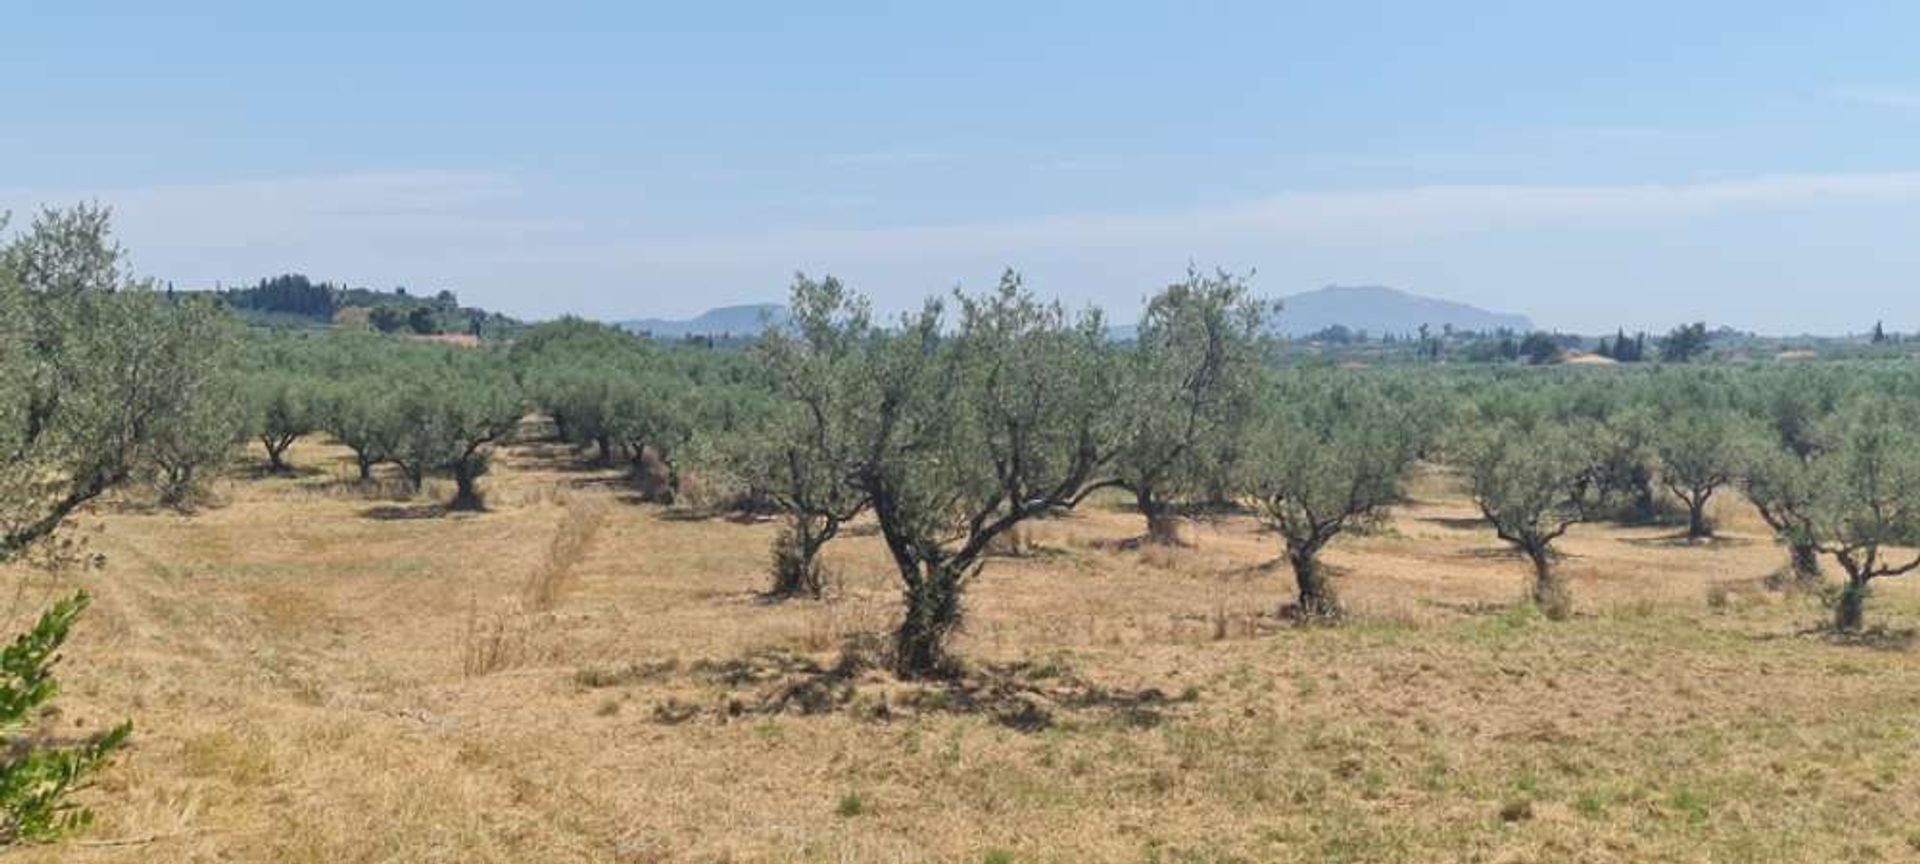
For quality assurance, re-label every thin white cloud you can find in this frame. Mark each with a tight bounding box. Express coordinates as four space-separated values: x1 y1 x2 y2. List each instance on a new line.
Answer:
824 151 953 166
1830 86 1920 110
1033 157 1122 172
2 171 577 291
617 171 1920 265
9 169 1920 330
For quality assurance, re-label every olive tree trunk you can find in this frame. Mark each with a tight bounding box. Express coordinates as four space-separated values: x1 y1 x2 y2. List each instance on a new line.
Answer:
1136 485 1181 546
449 449 487 511
1789 541 1822 589
1685 494 1713 539
894 561 966 678
1835 571 1870 632
1286 541 1340 619
1527 544 1572 620
449 469 483 511
261 434 297 473
1626 470 1657 524
769 515 835 599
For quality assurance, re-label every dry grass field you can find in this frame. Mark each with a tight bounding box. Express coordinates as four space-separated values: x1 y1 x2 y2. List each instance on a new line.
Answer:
11 434 1920 863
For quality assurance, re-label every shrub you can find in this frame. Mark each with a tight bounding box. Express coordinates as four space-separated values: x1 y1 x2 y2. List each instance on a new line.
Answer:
0 592 132 844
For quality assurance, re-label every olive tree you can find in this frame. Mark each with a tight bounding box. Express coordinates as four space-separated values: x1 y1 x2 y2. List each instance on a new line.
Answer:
1742 437 1823 589
740 275 874 598
1652 403 1750 539
511 317 638 458
1112 269 1269 545
144 337 246 507
1737 368 1849 588
854 274 1124 677
247 368 318 473
389 352 523 510
1464 420 1597 618
3 205 232 548
1240 375 1416 619
0 205 229 839
1800 402 1920 632
522 356 620 464
320 375 403 481
606 363 694 503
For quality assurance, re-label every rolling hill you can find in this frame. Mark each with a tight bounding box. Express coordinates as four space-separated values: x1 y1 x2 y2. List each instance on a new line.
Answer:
616 286 1532 342
1266 285 1532 338
616 303 789 339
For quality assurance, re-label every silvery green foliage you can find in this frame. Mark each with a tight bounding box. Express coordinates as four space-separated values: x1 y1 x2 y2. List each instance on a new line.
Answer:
1463 418 1597 617
1 205 236 553
737 275 878 597
1798 400 1920 631
1112 268 1270 543
1241 374 1417 618
0 205 222 842
827 272 1125 675
388 349 524 509
1652 406 1752 539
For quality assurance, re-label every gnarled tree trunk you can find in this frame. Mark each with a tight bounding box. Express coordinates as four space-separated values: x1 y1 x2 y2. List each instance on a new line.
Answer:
1835 572 1870 632
1136 485 1181 546
894 561 966 678
1528 545 1572 620
261 434 296 473
769 515 834 599
1788 541 1822 589
449 463 484 511
1685 494 1713 539
1287 548 1340 620
1626 469 1657 524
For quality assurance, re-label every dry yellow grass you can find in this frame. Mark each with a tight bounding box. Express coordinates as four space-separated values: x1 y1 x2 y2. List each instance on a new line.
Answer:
10 437 1920 862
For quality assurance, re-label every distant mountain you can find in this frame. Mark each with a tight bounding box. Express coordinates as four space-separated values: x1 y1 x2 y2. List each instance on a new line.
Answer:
1267 285 1531 338
618 286 1530 343
1104 284 1530 341
616 303 789 339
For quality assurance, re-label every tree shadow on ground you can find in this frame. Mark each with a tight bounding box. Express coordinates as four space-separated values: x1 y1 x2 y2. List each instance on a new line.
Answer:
1819 626 1916 651
1422 598 1522 616
359 503 448 521
313 477 417 501
564 474 636 492
581 643 1195 733
1084 534 1198 553
1218 556 1286 581
1619 533 1760 549
1452 546 1532 562
1420 514 1492 532
237 462 330 481
500 440 622 474
652 506 730 522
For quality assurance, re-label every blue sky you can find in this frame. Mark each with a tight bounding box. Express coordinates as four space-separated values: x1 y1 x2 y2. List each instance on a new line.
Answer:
5 2 1919 333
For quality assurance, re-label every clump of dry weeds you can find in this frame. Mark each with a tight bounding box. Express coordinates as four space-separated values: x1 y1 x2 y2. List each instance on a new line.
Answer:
524 496 609 611
461 495 609 676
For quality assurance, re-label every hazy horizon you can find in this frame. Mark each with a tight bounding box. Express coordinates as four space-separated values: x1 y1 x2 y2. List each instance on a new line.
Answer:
7 3 1919 334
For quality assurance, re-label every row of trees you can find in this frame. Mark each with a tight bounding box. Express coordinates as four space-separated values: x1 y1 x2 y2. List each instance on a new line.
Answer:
489 273 1920 676
707 277 1920 673
219 274 1920 679
1449 365 1920 628
52 226 1915 682
10 205 1919 847
242 336 523 509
